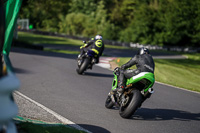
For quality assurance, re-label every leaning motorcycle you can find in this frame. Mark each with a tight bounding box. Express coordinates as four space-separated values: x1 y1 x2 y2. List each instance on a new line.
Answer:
76 49 96 75
105 67 155 119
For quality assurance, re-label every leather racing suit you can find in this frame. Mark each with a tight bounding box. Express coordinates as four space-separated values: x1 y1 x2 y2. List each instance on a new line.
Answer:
118 53 155 90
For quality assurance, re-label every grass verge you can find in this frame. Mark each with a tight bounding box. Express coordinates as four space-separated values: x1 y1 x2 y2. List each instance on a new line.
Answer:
14 116 86 133
17 31 130 50
16 122 86 133
17 31 82 46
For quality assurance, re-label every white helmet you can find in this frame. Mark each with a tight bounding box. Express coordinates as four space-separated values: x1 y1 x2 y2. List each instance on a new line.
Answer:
95 35 103 40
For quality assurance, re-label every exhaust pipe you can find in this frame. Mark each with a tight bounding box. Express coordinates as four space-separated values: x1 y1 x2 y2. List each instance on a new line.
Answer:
144 88 154 98
148 88 154 94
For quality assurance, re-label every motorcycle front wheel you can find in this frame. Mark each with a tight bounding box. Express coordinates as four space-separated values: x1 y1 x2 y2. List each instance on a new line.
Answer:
105 95 114 109
77 58 90 75
119 89 142 119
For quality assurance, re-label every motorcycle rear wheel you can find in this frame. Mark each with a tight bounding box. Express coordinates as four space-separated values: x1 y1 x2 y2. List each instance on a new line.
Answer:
119 89 142 119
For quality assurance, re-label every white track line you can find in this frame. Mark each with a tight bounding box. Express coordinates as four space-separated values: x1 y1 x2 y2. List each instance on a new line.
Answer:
14 91 92 133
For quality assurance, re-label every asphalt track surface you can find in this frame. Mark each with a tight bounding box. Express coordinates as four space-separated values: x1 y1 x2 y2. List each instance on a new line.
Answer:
10 47 200 133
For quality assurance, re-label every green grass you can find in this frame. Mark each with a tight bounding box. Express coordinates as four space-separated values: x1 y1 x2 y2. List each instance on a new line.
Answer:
17 32 82 46
17 31 130 54
16 122 86 133
17 31 130 50
105 44 130 49
14 116 87 133
115 53 200 92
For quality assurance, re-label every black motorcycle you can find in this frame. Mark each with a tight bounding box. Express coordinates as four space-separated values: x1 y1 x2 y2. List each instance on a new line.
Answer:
76 49 96 75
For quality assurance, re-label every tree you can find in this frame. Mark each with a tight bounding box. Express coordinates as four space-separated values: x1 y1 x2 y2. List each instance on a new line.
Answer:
158 0 200 46
59 13 89 36
93 1 117 40
19 0 200 47
19 0 70 32
69 0 98 15
120 2 161 45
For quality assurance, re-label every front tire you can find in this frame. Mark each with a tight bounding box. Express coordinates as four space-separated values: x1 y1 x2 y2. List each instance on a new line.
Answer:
77 58 90 74
105 95 114 109
119 89 142 119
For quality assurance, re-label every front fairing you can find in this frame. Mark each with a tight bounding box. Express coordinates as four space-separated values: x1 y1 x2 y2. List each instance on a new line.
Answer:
111 72 118 91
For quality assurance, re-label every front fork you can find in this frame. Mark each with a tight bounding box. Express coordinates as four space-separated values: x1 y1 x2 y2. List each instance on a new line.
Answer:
77 58 82 67
109 90 128 107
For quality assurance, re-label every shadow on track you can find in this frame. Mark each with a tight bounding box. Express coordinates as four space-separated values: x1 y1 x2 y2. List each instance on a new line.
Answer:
13 67 33 74
132 108 200 121
84 72 113 78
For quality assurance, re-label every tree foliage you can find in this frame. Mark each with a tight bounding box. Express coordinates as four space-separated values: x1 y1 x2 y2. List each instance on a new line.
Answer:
19 0 200 47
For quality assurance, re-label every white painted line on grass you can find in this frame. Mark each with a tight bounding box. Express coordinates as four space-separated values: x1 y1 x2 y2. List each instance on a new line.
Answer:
14 91 92 133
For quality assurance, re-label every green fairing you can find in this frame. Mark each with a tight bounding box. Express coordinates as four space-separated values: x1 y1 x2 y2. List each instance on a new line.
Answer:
112 74 118 90
112 72 155 92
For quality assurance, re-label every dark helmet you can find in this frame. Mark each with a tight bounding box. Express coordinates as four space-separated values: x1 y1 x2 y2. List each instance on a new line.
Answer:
138 47 150 55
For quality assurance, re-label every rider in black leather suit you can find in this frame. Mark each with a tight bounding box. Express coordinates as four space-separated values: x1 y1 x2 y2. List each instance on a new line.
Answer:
117 47 155 92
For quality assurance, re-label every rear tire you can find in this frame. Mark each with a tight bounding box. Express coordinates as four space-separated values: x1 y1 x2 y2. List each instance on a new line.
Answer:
77 58 90 75
105 95 114 109
119 89 142 119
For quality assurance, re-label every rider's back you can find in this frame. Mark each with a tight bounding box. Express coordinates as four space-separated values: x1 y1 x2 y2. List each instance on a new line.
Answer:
89 39 104 56
136 54 155 73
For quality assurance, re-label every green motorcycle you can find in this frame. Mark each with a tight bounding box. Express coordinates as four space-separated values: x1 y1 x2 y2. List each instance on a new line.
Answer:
105 67 155 119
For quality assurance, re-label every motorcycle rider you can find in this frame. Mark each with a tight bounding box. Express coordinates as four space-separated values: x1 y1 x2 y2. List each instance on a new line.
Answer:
115 47 155 93
78 35 104 65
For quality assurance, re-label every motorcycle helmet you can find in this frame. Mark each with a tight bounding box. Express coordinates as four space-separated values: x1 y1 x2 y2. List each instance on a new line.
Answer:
95 35 103 40
138 47 150 55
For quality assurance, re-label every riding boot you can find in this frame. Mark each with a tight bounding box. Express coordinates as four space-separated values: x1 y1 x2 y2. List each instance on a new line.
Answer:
117 70 126 93
118 83 125 93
